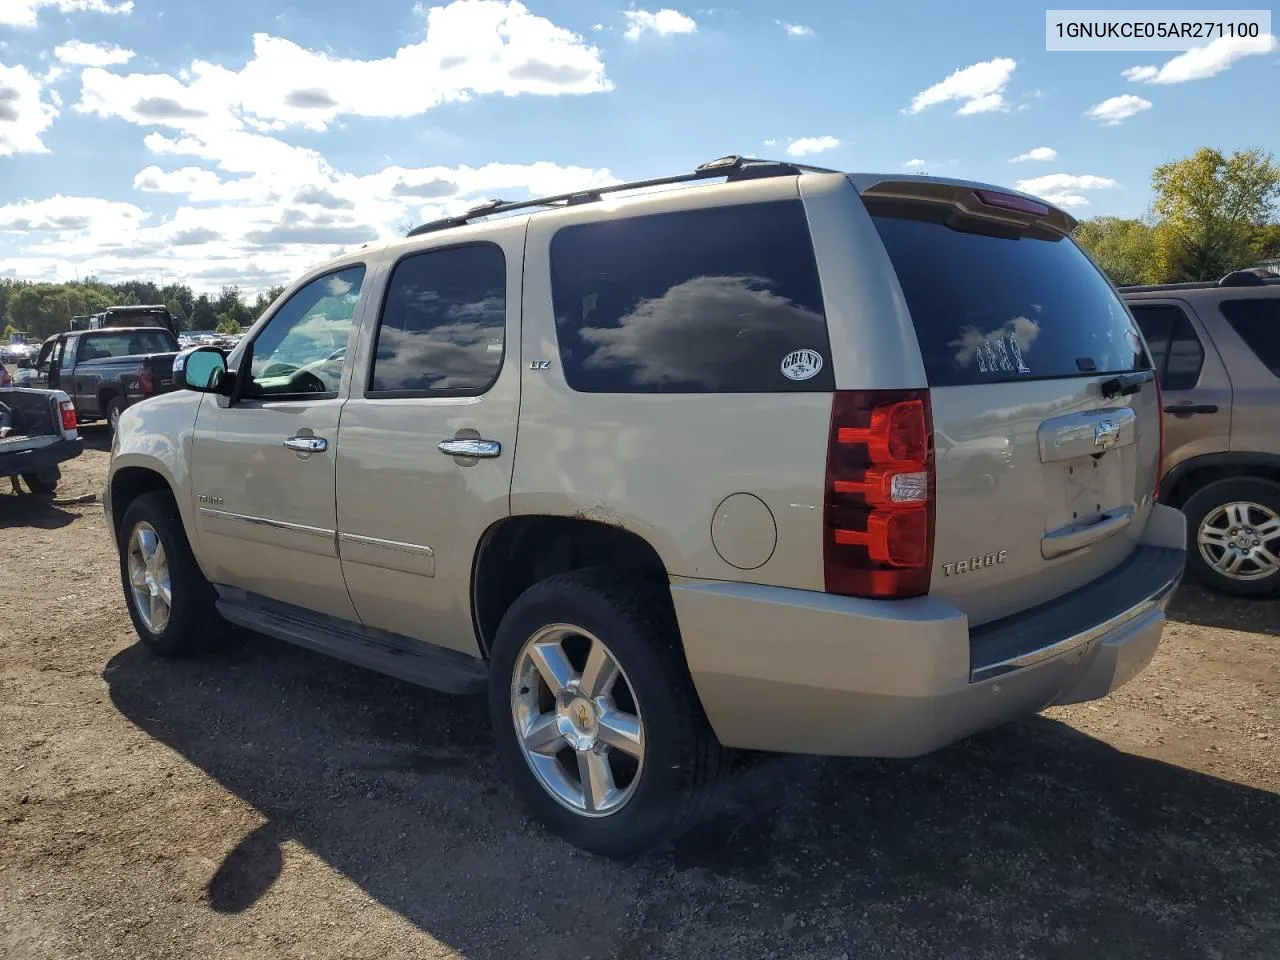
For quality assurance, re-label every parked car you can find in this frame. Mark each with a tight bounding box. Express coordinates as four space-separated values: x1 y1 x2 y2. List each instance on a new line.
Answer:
1121 271 1280 597
106 156 1186 856
26 326 181 434
1 386 83 495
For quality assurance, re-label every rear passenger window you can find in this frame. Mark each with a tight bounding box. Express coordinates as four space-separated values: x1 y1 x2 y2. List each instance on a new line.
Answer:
1129 304 1205 390
867 203 1146 386
549 201 834 393
1219 299 1280 377
369 243 507 396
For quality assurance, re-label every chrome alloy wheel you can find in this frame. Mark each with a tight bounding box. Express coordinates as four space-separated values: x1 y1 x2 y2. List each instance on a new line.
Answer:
511 625 645 817
127 521 172 633
1197 501 1280 582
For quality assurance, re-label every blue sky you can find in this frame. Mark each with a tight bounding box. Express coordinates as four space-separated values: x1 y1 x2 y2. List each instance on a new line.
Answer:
0 0 1276 291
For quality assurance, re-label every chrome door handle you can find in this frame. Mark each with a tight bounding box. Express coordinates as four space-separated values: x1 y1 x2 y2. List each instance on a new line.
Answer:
283 436 327 453
438 438 501 458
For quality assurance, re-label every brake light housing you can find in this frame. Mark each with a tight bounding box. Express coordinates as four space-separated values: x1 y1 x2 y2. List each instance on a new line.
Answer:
137 368 155 394
824 390 935 599
59 399 77 434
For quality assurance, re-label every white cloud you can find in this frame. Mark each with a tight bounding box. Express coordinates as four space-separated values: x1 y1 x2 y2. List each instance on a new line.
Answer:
54 40 135 67
132 165 224 197
76 1 611 134
0 195 147 232
0 62 59 155
904 158 927 168
1122 34 1275 84
1014 173 1118 208
778 21 813 37
785 135 839 157
906 57 1016 115
1010 146 1056 163
623 8 696 40
1086 94 1152 125
0 0 132 28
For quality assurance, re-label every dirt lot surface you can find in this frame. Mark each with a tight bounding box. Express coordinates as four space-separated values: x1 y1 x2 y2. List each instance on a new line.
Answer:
3 435 1278 960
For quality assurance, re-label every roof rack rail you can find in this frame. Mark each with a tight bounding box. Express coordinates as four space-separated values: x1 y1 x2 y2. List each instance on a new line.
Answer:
1119 269 1280 294
405 155 838 237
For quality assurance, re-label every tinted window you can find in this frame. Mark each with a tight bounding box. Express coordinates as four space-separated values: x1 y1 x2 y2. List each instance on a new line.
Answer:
81 330 175 359
59 338 76 372
869 206 1145 386
1130 304 1205 391
550 200 833 393
369 244 506 395
1219 298 1280 376
248 265 365 398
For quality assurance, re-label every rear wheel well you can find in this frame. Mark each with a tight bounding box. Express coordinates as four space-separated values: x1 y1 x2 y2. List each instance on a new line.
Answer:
97 386 120 409
472 516 669 658
1164 461 1280 509
109 467 174 537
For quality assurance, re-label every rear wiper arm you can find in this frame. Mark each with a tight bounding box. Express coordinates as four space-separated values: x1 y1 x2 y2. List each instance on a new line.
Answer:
1099 370 1154 399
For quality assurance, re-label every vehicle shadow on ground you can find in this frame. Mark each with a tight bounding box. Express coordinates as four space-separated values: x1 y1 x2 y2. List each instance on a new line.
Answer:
105 636 1280 960
0 490 78 529
1167 580 1280 636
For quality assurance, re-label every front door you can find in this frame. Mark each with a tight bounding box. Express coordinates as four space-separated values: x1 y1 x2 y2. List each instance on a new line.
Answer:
1129 299 1233 476
336 239 520 656
190 264 370 620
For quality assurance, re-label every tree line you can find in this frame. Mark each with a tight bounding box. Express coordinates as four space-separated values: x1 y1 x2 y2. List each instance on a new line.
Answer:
1073 147 1280 286
3 147 1276 343
1 278 286 341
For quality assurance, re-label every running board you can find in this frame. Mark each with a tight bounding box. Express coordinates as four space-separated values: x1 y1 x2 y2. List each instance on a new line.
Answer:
214 588 488 695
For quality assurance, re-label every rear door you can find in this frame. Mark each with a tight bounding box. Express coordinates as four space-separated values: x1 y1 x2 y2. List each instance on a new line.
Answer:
335 237 520 656
861 186 1161 626
1127 299 1232 475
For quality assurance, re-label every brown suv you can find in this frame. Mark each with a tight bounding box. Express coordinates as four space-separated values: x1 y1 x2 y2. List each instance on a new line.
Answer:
1123 271 1280 597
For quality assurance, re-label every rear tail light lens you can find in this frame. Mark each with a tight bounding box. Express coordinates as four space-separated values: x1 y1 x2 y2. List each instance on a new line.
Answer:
138 369 155 394
59 400 77 432
824 390 935 599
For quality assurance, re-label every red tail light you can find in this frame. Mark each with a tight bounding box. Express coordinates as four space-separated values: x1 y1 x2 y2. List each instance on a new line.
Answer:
138 369 155 394
0 366 10 386
59 399 77 432
824 390 935 599
975 189 1050 218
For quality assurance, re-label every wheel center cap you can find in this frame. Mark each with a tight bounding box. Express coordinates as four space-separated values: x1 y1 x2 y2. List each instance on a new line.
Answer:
557 695 598 750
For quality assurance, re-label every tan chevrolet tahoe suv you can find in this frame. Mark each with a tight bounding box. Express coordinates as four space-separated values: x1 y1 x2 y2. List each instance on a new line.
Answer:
106 156 1186 856
1122 272 1280 597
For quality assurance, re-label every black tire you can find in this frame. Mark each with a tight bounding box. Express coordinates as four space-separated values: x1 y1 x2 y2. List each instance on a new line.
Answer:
117 491 222 656
21 470 58 496
1182 477 1280 598
488 569 725 857
105 396 124 436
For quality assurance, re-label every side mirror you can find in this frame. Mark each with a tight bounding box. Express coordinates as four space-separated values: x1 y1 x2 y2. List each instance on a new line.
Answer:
174 346 229 393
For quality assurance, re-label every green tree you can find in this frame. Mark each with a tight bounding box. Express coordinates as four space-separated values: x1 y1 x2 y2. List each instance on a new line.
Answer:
190 295 216 330
1073 216 1159 285
1151 147 1280 281
215 316 241 334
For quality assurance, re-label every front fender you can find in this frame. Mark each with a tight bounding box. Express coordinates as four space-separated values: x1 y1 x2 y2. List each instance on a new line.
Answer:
107 390 203 547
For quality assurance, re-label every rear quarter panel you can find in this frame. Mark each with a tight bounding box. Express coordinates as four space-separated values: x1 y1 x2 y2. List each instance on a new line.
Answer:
514 177 850 590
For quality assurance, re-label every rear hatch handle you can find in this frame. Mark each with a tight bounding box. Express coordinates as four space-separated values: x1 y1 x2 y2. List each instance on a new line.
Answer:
1042 505 1136 559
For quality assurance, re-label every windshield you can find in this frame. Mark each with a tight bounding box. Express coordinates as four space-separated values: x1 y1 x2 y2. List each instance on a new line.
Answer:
869 205 1146 386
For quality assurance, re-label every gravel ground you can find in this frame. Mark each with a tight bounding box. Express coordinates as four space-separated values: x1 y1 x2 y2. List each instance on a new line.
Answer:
2 434 1278 960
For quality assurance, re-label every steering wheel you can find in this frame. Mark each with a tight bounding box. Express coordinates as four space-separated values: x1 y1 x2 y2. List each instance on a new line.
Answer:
286 370 327 394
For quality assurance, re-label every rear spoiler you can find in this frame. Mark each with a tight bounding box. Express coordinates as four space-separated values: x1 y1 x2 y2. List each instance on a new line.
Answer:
855 177 1077 235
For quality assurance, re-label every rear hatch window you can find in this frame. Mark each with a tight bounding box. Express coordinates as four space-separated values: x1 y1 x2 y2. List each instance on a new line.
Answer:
867 204 1147 385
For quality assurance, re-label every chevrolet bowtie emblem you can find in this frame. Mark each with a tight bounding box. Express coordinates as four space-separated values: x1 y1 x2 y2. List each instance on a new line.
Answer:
1094 420 1120 447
